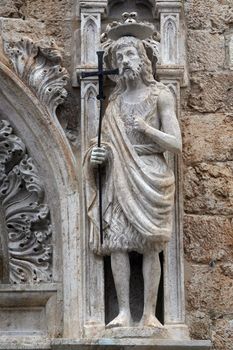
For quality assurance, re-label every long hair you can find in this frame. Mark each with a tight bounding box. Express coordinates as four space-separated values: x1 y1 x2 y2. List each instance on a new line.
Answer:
108 36 156 101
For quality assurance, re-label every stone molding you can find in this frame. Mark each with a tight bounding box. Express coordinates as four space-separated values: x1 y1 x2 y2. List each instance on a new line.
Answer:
78 0 108 15
0 119 52 284
0 60 80 338
73 0 108 337
155 0 187 330
51 338 212 350
3 37 69 120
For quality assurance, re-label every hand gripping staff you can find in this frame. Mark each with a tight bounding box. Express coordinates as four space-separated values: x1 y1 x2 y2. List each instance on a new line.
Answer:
81 51 119 245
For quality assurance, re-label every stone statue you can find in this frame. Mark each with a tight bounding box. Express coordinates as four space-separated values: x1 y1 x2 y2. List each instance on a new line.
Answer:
84 13 182 329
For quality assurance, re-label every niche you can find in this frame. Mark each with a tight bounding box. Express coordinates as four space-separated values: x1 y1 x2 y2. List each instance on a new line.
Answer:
108 0 154 20
104 251 164 325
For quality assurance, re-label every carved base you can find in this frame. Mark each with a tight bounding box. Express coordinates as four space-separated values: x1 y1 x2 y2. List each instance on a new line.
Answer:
104 326 169 339
51 339 212 350
0 337 212 350
0 284 59 338
83 323 105 339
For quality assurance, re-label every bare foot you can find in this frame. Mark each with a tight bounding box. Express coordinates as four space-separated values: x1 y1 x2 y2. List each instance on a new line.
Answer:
106 312 132 329
139 314 163 328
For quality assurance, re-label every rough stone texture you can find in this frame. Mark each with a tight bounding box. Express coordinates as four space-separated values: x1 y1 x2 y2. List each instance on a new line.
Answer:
181 113 233 164
211 319 233 350
185 264 233 322
184 162 233 215
183 1 233 349
0 18 46 42
185 264 233 349
184 215 233 264
0 0 25 18
186 72 233 113
184 0 233 33
186 311 212 340
22 0 75 21
187 31 225 72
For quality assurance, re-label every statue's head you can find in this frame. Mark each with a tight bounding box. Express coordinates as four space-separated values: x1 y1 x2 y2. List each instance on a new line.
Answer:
112 36 150 81
102 13 160 99
108 36 156 99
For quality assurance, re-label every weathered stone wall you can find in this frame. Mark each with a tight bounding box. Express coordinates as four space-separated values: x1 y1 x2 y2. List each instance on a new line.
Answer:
0 0 233 349
182 1 233 349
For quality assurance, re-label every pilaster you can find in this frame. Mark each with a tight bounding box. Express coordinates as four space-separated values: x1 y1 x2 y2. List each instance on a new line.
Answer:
74 0 108 338
155 0 187 338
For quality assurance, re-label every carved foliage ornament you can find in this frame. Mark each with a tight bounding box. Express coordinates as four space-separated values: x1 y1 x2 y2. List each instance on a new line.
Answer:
0 120 52 284
3 37 69 120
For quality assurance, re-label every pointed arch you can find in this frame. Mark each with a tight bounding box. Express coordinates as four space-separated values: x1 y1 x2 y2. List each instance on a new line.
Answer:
82 17 98 65
0 61 81 337
164 17 178 64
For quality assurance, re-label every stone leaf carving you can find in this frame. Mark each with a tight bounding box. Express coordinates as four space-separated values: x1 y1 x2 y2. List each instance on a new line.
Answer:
3 37 69 119
0 120 52 284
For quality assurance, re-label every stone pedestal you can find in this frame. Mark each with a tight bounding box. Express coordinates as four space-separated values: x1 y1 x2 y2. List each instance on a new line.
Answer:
52 339 212 350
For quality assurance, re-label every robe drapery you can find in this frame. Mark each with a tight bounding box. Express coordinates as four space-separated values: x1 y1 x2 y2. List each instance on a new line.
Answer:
84 84 175 255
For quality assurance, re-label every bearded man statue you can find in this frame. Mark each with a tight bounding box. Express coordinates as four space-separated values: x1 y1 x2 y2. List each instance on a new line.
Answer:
84 15 182 329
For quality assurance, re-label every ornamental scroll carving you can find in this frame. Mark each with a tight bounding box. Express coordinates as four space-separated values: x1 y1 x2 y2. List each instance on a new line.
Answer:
3 37 69 120
0 120 52 284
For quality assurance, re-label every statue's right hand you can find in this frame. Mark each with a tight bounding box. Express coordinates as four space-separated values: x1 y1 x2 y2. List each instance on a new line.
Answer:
90 146 107 166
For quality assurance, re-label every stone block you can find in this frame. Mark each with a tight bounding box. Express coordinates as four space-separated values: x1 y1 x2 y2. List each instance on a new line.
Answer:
184 162 233 215
186 311 211 340
181 113 233 164
0 0 25 18
43 20 73 58
24 0 75 21
0 18 46 42
184 0 232 33
183 215 233 264
187 31 225 72
211 319 233 350
186 265 233 315
0 18 73 60
187 72 233 113
0 18 73 71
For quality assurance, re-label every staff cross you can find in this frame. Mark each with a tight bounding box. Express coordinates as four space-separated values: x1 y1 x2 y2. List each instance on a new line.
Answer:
81 51 119 245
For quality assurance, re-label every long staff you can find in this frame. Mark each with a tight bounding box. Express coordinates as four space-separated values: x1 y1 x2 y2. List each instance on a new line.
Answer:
81 51 119 244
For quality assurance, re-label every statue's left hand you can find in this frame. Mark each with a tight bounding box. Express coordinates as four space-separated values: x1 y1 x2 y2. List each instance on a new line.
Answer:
133 116 147 133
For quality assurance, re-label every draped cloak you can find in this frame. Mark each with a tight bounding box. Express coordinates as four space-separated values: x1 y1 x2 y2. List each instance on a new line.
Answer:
84 83 175 255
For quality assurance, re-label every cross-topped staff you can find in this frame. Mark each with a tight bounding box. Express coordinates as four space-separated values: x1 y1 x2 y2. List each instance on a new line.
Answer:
81 51 119 245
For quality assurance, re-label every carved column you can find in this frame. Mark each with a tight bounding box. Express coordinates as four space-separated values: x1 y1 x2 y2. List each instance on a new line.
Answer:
74 0 108 338
155 0 188 338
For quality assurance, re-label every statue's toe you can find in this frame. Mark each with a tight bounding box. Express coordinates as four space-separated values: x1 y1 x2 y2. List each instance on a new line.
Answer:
106 313 131 328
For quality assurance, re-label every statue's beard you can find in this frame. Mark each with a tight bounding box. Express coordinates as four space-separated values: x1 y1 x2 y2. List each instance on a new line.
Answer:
121 62 142 81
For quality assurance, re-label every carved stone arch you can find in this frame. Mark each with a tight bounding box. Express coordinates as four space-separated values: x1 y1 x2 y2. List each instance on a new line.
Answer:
163 15 179 64
84 84 99 142
0 61 80 337
81 15 99 65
